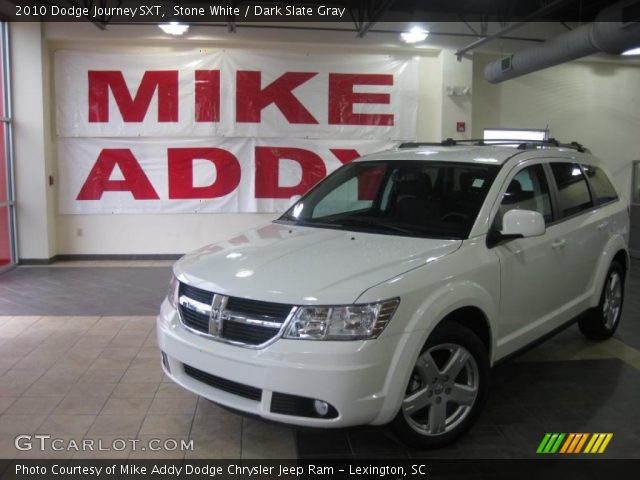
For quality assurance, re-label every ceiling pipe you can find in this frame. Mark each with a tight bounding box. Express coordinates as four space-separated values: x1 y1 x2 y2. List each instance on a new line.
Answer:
454 0 574 60
484 0 640 83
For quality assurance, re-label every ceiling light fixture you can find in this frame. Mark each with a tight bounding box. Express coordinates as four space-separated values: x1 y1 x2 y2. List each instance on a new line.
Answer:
621 46 640 56
159 22 189 36
400 26 429 44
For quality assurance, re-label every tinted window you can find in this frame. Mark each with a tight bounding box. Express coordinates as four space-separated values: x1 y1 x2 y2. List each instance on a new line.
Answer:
313 165 385 218
582 165 618 205
550 163 593 217
280 161 500 239
497 165 553 227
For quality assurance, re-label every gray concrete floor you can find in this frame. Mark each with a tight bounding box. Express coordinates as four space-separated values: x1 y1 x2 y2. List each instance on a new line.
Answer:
0 260 638 459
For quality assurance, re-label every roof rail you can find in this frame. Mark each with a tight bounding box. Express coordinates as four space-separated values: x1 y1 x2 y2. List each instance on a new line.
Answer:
398 138 590 153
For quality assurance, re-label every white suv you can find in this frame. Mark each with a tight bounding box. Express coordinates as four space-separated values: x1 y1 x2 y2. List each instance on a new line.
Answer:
157 141 629 447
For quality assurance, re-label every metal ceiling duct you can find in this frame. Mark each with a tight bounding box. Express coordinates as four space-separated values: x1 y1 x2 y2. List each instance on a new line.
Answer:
484 0 640 83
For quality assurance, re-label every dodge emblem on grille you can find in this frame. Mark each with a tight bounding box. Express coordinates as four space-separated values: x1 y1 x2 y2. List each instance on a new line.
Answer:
209 294 227 336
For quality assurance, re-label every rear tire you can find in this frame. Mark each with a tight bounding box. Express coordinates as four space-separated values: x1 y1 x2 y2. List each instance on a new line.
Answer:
579 261 625 341
392 323 489 448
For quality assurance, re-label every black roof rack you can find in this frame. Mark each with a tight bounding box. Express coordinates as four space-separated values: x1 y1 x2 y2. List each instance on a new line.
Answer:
398 138 590 153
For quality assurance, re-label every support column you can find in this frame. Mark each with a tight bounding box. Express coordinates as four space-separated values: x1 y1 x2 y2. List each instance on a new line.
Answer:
10 22 56 262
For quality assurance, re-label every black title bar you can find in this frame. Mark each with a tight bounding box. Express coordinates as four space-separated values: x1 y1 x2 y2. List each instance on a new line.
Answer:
1 459 640 480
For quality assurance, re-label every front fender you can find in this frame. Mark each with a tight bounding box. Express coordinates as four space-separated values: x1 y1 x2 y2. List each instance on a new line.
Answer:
356 244 499 424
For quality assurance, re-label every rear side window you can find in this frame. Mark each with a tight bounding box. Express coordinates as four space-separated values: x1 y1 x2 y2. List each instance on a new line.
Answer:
549 163 593 218
582 165 618 205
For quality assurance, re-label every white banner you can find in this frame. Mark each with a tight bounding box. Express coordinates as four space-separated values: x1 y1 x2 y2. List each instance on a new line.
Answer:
57 137 396 214
55 49 417 213
55 50 418 140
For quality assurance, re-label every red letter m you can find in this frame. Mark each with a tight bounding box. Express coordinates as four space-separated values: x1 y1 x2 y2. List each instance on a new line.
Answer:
88 71 178 123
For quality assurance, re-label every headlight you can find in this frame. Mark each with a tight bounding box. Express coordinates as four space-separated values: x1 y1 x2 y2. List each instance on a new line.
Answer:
167 274 179 309
283 299 399 340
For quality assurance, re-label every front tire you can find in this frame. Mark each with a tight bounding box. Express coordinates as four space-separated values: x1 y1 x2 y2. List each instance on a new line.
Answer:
392 323 489 448
579 261 625 341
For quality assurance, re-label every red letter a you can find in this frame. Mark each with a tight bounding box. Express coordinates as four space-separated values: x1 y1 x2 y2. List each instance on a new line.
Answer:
77 149 159 200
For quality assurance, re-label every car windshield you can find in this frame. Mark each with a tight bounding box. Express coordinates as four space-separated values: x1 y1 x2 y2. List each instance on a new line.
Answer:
277 160 500 239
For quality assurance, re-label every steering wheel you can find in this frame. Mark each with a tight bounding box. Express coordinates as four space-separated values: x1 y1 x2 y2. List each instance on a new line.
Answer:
441 212 470 223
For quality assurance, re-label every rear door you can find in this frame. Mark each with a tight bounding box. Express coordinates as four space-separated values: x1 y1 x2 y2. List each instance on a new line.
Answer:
546 161 603 309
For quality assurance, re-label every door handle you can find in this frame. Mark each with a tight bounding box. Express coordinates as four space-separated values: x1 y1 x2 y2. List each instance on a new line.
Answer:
552 239 566 250
597 221 609 231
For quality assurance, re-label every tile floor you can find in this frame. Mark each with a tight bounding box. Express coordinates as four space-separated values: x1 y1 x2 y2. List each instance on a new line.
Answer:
0 259 638 459
0 315 295 459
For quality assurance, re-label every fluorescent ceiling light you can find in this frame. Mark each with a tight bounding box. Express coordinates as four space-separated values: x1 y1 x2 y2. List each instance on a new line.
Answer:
400 27 429 44
159 22 189 35
484 129 547 147
622 47 640 56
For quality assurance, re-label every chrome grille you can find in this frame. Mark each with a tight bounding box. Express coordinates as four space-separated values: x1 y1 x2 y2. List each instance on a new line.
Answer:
179 283 213 305
225 296 292 321
177 281 294 347
221 321 280 344
179 306 209 334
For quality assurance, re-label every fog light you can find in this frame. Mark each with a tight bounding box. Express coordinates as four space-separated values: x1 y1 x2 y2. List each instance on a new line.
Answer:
313 400 329 416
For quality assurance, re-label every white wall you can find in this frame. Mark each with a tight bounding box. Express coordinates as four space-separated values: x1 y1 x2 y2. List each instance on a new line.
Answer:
440 49 473 140
472 53 640 204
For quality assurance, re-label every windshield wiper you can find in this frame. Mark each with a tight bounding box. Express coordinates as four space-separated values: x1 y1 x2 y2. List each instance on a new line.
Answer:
276 217 338 229
327 217 417 235
279 215 448 237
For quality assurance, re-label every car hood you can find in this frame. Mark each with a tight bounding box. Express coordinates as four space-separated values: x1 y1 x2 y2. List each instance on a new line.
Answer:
174 222 461 305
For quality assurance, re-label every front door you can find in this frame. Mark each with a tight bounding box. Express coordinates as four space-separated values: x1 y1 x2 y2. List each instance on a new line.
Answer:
492 162 568 358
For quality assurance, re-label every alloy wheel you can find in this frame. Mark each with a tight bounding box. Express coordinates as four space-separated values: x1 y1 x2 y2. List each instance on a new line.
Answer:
402 343 479 436
603 271 623 330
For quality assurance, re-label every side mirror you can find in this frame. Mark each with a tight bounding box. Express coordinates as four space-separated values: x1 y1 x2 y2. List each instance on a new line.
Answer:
488 209 546 248
501 209 546 239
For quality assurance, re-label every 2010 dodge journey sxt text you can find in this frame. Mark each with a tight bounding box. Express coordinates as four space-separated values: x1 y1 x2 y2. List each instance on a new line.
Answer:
157 141 629 447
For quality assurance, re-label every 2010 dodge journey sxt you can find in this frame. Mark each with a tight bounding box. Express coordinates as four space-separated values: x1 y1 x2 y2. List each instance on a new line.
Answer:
157 141 629 447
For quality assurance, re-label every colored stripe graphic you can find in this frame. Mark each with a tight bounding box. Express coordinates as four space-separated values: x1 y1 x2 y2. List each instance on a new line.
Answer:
536 433 565 453
574 433 588 453
536 433 552 453
537 433 613 454
584 433 598 453
559 433 575 453
567 433 583 453
584 433 614 454
550 433 565 453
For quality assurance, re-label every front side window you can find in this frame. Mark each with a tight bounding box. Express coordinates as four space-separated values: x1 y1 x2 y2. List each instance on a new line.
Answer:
582 164 619 206
496 164 553 228
550 163 593 218
279 160 500 239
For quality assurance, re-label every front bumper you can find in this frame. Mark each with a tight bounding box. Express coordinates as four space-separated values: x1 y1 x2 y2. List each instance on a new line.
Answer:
156 298 414 428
